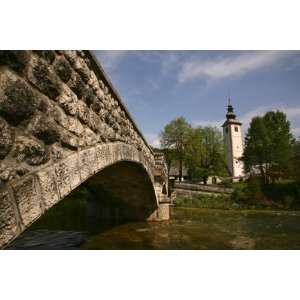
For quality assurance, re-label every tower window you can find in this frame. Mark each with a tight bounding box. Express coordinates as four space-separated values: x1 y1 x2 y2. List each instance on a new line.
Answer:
234 126 239 132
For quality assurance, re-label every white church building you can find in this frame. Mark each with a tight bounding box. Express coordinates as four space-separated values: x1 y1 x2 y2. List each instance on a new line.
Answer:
222 100 245 179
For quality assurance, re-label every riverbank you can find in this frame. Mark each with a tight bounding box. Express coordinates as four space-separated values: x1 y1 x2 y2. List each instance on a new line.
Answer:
173 179 300 211
174 193 300 211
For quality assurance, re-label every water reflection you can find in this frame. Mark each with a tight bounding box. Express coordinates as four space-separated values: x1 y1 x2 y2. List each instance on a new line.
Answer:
82 208 300 250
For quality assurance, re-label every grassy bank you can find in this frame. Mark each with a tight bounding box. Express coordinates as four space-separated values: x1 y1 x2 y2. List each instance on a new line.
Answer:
175 180 300 210
174 194 242 210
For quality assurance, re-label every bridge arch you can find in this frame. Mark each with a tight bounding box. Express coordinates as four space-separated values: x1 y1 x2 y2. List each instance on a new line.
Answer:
0 142 167 248
0 50 169 248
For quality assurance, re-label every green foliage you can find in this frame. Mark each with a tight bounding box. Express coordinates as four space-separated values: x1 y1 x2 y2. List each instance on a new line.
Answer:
238 110 300 209
160 117 191 179
175 194 237 209
231 177 300 209
160 148 177 173
160 117 227 182
185 126 227 183
220 178 233 188
243 110 294 184
290 139 300 182
263 181 300 208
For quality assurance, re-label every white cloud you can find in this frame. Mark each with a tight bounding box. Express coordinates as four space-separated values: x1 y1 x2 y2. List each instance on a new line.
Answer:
292 127 300 138
178 51 292 83
94 50 129 71
145 133 161 148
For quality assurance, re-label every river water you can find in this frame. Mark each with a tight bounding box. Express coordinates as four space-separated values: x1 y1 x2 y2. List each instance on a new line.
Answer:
8 205 300 250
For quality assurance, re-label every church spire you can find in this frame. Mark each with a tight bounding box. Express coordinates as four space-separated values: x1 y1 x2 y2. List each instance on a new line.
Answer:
226 97 236 120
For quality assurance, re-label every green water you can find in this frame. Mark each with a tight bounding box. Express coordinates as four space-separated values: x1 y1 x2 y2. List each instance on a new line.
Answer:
9 187 300 249
81 207 300 250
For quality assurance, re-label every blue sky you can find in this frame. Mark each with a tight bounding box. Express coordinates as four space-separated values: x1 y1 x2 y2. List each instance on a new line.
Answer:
93 51 300 147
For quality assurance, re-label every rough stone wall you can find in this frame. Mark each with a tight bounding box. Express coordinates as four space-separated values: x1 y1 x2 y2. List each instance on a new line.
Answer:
0 50 169 248
0 50 154 183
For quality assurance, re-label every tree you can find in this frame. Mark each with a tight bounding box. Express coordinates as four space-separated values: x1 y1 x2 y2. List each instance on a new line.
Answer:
160 117 191 181
243 110 293 184
185 126 227 184
160 147 176 174
290 139 300 182
184 127 204 180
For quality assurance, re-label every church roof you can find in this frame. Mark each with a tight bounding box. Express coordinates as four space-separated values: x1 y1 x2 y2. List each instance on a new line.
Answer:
221 98 242 127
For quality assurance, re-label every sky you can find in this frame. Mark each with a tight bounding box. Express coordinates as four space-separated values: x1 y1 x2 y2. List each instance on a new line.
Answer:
93 51 300 147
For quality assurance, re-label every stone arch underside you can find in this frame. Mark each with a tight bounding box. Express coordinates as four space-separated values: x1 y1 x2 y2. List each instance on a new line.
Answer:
84 161 158 221
0 142 161 248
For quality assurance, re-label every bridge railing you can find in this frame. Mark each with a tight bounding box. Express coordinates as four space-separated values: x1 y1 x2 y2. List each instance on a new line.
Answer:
85 51 154 156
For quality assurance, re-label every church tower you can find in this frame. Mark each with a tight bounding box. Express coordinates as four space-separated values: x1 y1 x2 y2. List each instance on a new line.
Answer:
222 99 244 178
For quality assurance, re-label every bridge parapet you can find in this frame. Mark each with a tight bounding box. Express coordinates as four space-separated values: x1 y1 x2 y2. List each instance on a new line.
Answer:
0 50 169 248
154 152 168 181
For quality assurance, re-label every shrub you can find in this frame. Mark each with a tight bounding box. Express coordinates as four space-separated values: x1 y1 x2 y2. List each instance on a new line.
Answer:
174 193 237 209
221 178 233 188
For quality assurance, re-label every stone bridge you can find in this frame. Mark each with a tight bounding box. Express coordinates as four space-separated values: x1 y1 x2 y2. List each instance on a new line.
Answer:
0 50 169 248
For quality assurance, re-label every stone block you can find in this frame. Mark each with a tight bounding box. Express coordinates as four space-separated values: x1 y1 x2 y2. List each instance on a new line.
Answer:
88 110 101 132
79 149 92 182
64 154 81 189
0 190 19 247
80 127 98 147
26 55 61 100
94 144 106 171
56 84 78 116
67 116 84 136
12 176 42 227
63 50 78 65
52 105 69 128
0 162 19 183
97 144 113 167
148 204 170 221
0 50 31 73
27 113 61 145
87 148 98 175
67 71 88 99
60 131 80 150
50 143 64 162
0 117 13 159
77 100 89 124
12 135 50 166
54 161 71 198
0 69 38 125
112 143 121 162
72 56 91 83
52 55 73 83
36 167 60 210
122 144 134 161
33 50 56 64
